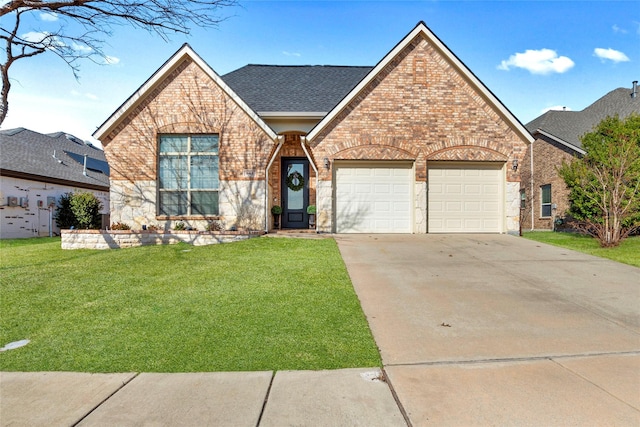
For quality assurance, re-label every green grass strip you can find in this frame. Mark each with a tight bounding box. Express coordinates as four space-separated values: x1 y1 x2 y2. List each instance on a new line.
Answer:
0 237 381 373
522 232 640 268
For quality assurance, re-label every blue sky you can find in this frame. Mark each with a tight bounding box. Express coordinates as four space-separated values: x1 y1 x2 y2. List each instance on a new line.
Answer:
2 1 638 146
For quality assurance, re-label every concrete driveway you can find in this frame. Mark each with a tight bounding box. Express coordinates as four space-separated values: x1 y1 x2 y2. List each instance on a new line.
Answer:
336 234 640 426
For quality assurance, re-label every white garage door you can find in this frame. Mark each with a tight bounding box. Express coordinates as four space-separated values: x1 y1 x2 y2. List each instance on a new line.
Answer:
428 162 503 233
335 162 412 233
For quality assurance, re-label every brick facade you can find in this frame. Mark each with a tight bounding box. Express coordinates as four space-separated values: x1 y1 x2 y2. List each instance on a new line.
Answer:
102 57 275 230
311 35 526 181
520 134 578 230
309 34 528 232
97 25 532 235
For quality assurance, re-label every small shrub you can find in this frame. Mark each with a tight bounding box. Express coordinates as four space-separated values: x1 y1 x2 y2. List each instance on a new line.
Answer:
206 221 222 232
174 222 186 231
306 205 316 214
146 224 160 232
271 205 282 215
67 192 102 229
53 193 76 229
110 222 131 230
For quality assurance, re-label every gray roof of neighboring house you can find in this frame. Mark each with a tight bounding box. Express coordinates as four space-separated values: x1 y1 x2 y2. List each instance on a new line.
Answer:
221 65 373 113
526 87 640 150
0 128 109 189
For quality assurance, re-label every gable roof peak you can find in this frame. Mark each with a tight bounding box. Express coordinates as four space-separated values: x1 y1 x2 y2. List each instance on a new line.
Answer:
306 21 533 144
93 43 277 142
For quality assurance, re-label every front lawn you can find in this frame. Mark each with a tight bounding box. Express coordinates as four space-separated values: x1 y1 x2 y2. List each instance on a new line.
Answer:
522 232 640 268
0 237 381 373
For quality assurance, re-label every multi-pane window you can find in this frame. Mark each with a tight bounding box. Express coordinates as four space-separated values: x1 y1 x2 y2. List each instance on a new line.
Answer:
540 184 552 217
158 135 219 216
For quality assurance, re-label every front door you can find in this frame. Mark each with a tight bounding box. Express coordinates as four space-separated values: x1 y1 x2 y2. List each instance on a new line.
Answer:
281 158 309 228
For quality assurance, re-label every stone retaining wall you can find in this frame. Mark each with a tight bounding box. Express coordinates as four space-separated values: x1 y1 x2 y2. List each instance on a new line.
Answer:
61 229 264 250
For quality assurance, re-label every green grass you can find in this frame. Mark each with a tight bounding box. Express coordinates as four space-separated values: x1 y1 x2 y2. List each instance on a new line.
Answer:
522 232 640 268
0 237 381 373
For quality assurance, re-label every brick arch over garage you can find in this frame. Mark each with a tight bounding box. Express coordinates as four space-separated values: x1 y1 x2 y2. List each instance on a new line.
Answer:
325 135 420 158
425 136 511 159
427 145 508 162
314 138 420 180
332 144 416 161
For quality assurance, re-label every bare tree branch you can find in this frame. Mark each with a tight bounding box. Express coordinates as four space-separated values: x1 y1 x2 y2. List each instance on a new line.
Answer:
0 0 237 125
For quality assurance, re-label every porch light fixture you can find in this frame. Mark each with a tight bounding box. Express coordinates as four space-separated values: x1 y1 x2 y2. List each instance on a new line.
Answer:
512 159 518 171
323 157 330 169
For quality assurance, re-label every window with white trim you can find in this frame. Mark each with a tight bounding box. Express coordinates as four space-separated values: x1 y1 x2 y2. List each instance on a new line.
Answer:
540 184 551 218
158 135 219 216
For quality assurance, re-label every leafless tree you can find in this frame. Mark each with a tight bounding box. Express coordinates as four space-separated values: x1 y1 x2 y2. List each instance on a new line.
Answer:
0 0 237 125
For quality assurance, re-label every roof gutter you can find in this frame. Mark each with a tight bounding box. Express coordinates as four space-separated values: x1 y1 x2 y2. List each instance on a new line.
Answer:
258 112 326 119
534 129 586 155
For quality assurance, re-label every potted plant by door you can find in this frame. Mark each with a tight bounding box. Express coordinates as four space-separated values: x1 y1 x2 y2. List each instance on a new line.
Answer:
271 205 282 230
307 205 316 229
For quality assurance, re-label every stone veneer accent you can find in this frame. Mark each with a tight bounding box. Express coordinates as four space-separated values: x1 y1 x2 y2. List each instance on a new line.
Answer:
506 182 521 234
62 229 264 250
109 180 266 232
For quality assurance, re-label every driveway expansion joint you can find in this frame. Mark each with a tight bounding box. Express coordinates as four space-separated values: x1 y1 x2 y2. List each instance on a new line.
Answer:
381 367 413 427
550 358 640 412
384 350 640 368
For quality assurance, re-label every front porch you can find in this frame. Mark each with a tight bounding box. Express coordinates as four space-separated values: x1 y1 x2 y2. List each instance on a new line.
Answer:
267 133 318 232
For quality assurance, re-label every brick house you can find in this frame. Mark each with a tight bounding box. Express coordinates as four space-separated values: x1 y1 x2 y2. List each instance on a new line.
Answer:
94 22 533 234
521 83 640 230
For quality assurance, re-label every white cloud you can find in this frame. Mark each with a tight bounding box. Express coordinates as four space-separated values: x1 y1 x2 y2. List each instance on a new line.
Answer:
594 47 630 63
71 90 99 100
612 24 627 34
282 51 301 57
102 55 121 65
71 42 93 54
21 31 52 44
498 49 575 75
40 12 58 22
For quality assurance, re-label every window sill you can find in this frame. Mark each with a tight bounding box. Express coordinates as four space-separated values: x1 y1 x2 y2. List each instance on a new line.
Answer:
156 216 221 220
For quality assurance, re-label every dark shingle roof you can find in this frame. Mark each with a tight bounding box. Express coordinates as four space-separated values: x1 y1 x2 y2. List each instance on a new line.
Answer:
221 65 373 113
0 128 109 189
526 87 640 150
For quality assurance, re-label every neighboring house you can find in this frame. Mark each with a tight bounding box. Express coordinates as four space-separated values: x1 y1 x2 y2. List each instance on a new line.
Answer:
521 82 640 230
94 22 533 234
0 128 110 238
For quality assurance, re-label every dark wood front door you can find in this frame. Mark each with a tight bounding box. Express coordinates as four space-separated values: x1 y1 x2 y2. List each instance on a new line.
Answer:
281 158 309 228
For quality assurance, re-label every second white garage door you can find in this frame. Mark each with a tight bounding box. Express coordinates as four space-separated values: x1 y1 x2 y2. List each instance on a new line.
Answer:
428 162 504 233
335 162 412 233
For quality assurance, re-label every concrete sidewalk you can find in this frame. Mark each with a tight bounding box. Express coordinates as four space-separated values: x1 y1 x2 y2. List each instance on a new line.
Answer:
0 368 407 426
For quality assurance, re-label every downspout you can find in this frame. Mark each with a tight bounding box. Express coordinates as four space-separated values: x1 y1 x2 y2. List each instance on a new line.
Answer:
530 137 535 231
300 136 319 233
264 135 284 233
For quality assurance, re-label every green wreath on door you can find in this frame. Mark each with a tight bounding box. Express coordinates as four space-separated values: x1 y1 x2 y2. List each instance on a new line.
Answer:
286 171 305 192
